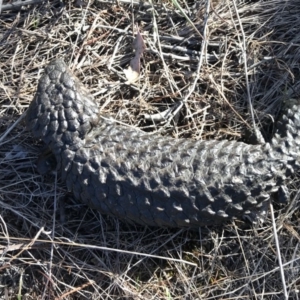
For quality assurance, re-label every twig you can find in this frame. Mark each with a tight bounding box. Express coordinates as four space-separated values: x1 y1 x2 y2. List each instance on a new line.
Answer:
181 0 210 103
0 113 25 144
72 4 100 70
56 281 95 300
149 0 178 95
3 236 198 266
270 202 288 300
9 226 48 263
232 0 258 135
42 171 58 299
165 0 210 129
1 0 45 12
95 0 151 8
171 0 203 39
209 74 250 128
148 47 219 63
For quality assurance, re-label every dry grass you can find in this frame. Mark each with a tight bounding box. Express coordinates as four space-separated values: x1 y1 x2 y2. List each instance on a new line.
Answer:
1 0 300 299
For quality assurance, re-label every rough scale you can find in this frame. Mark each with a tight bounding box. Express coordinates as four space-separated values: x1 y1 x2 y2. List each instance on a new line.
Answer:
26 59 300 227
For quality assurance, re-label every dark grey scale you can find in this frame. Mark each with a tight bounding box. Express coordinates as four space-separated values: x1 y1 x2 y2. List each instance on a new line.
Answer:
64 107 78 121
135 202 157 226
120 191 146 220
62 90 74 107
72 183 83 202
61 73 74 89
26 59 300 228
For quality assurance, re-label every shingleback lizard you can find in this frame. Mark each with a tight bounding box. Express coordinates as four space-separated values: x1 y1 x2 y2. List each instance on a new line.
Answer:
26 59 300 227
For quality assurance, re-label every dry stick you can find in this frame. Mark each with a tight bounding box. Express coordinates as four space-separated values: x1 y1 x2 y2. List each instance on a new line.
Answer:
171 0 203 39
233 0 287 297
0 215 9 246
95 21 221 63
8 226 47 263
3 236 198 266
72 4 100 71
234 234 273 298
1 0 45 12
56 281 94 300
270 202 288 300
173 1 210 136
232 0 259 138
149 0 178 95
96 24 219 48
96 0 151 8
42 172 58 299
70 3 89 67
209 74 250 128
163 0 210 133
106 27 132 86
118 229 188 278
233 223 252 293
221 215 292 298
221 254 300 299
0 113 25 144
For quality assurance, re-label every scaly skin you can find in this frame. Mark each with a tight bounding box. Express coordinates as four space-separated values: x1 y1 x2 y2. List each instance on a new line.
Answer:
26 59 300 227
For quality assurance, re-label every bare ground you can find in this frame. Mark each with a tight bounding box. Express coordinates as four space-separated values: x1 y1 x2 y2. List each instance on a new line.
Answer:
1 0 300 299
